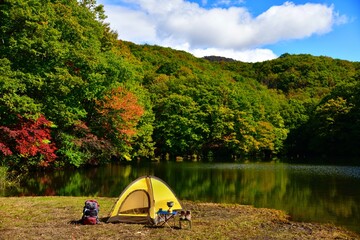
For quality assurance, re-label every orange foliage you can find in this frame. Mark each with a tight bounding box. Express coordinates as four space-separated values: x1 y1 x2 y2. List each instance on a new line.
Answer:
97 87 144 136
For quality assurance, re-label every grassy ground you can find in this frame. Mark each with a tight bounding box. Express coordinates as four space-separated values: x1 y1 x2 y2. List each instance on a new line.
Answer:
0 197 359 240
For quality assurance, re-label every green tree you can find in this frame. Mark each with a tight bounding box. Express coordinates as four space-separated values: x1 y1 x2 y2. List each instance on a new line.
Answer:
153 93 209 158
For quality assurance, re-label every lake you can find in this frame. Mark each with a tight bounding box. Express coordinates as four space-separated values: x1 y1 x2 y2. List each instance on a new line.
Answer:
3 162 360 233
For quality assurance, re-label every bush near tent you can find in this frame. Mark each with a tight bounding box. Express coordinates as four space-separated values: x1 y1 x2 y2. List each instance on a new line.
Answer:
107 176 183 224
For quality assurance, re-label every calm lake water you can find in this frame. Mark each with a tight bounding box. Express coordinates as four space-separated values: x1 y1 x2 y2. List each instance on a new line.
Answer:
3 162 360 233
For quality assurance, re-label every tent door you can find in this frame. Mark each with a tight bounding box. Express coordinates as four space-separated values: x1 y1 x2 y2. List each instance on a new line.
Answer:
119 190 151 215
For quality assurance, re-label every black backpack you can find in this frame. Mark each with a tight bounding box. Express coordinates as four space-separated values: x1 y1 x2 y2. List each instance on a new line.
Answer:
81 200 100 225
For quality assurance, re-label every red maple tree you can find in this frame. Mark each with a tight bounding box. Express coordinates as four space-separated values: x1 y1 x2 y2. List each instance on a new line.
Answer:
0 115 57 166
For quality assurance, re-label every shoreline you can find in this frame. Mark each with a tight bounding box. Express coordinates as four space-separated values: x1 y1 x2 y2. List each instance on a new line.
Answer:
0 196 358 239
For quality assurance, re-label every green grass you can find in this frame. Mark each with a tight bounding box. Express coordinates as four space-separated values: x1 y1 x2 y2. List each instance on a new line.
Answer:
0 197 358 240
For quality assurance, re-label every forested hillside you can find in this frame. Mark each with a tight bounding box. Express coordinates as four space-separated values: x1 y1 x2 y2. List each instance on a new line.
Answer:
1 0 359 170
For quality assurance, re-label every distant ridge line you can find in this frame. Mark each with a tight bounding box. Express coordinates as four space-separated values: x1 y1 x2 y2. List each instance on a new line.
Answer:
203 55 237 62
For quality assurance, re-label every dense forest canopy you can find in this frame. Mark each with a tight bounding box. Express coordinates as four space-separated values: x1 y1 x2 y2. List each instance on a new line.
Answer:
1 0 359 170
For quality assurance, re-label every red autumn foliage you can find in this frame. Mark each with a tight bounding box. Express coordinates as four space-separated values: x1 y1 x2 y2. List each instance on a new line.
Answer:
0 115 57 166
0 142 12 156
96 87 144 137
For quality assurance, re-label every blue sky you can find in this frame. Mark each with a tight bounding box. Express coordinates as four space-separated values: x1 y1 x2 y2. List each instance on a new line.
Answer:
97 0 359 62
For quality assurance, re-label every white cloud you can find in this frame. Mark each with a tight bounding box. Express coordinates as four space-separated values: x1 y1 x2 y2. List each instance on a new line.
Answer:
159 41 277 62
253 2 335 45
191 47 278 62
104 5 157 43
99 0 347 62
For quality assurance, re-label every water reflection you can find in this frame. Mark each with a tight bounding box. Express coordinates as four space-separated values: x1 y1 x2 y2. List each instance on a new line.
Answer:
4 162 360 233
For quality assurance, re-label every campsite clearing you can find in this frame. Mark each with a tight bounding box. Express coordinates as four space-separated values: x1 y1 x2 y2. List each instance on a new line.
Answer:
0 197 358 240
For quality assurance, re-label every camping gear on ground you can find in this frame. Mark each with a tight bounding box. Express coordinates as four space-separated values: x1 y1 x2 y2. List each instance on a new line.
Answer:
155 208 178 227
154 201 179 227
179 210 192 229
107 175 183 225
82 200 100 225
167 201 174 208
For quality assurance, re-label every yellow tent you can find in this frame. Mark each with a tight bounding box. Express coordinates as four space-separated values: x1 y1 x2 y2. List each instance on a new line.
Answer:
107 175 183 224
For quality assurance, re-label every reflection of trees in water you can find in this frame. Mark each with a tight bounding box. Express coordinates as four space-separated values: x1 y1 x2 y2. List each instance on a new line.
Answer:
283 173 360 224
238 166 289 206
13 164 148 197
